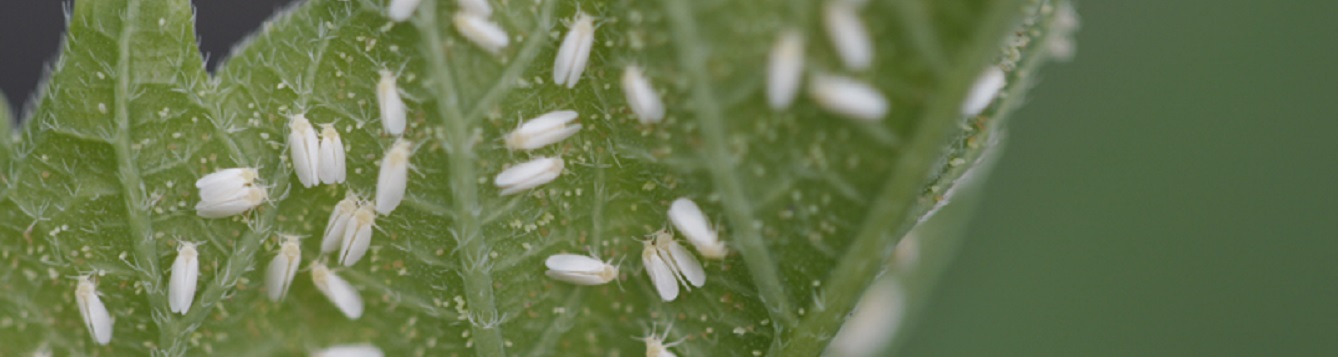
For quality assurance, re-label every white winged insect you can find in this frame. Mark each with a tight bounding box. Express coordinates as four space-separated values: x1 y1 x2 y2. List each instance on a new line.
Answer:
312 263 364 319
322 195 361 253
386 0 423 22
196 167 258 202
545 253 619 286
314 343 385 357
266 235 302 302
196 168 267 218
767 30 805 110
961 65 1006 117
457 0 491 17
289 113 321 188
809 73 889 121
339 205 377 267
75 274 113 345
553 13 595 88
641 237 680 302
668 198 728 260
823 1 873 71
505 110 582 151
656 230 706 288
377 70 407 136
454 13 509 54
375 139 412 214
168 242 201 314
641 230 706 301
494 157 564 195
621 65 665 124
318 124 346 184
640 323 685 357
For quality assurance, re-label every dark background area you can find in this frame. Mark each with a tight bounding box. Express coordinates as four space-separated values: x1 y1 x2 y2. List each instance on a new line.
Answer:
4 1 1336 355
0 0 298 116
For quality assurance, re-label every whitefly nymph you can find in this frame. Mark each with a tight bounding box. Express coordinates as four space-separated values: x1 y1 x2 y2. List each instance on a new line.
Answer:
553 12 596 88
168 241 201 315
809 73 889 122
495 156 565 195
545 253 619 285
505 110 582 151
75 274 113 345
668 198 728 260
621 65 665 124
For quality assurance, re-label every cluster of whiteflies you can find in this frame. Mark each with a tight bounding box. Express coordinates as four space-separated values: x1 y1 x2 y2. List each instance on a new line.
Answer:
77 0 1016 352
766 0 1010 122
544 197 726 303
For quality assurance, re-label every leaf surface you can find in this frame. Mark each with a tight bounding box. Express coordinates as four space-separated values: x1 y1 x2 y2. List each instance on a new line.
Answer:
0 0 1065 355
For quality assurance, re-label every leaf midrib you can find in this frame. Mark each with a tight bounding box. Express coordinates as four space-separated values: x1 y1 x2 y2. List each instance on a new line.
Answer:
108 1 175 352
409 0 557 354
658 0 800 339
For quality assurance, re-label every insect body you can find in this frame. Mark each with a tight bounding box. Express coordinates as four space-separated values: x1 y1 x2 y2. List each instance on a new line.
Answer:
318 125 346 184
641 230 706 302
377 70 407 136
75 275 113 345
195 168 266 218
457 0 492 17
767 30 805 110
314 344 384 357
494 157 565 195
961 66 1006 117
312 263 364 319
506 110 582 151
266 235 302 302
454 13 509 54
339 205 377 267
375 139 412 214
289 113 321 188
823 1 873 70
668 198 727 259
621 65 665 124
809 74 888 121
322 195 361 253
545 254 618 285
386 0 423 22
169 242 200 314
553 13 596 88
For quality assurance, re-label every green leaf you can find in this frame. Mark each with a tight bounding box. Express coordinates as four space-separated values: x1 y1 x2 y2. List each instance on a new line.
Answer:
0 0 1066 355
1 94 12 168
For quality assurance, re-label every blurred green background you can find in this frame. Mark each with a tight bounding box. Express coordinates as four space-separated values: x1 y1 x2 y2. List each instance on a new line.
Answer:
902 0 1338 355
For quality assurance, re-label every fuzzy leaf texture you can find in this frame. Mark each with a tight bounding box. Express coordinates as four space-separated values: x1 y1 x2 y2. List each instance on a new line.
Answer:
0 0 1072 355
